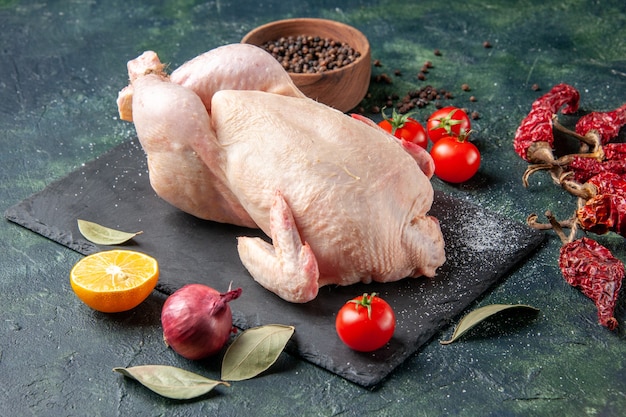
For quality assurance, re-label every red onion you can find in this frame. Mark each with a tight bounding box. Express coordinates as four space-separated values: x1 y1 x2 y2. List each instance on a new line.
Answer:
161 284 242 360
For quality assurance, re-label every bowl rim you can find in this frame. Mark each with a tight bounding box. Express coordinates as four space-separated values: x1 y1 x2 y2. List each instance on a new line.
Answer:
241 17 371 77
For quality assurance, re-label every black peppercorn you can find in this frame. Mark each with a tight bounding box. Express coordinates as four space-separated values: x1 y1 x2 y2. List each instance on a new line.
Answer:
261 34 360 74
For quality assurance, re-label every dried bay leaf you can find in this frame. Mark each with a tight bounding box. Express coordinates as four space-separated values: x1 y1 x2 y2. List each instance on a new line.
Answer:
78 219 142 245
440 304 539 345
221 324 295 381
113 365 229 400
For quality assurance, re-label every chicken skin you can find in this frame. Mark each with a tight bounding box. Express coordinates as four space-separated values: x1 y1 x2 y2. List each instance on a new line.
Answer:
117 44 445 302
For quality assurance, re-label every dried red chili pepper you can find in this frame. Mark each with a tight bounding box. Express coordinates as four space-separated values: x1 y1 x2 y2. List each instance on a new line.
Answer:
586 172 626 197
546 211 624 330
552 106 626 184
514 107 555 162
514 83 580 163
576 193 626 237
575 103 626 144
529 83 580 114
558 236 624 330
563 143 626 184
602 142 626 160
558 171 626 236
567 154 626 184
561 171 626 200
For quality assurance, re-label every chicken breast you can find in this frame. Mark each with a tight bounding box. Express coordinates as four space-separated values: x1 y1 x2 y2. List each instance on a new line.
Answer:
117 44 445 302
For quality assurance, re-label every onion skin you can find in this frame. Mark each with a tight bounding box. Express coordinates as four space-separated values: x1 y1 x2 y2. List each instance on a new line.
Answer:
161 284 242 360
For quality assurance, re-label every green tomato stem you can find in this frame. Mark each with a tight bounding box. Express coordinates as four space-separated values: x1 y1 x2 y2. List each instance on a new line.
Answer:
381 107 418 135
347 292 377 319
431 108 463 135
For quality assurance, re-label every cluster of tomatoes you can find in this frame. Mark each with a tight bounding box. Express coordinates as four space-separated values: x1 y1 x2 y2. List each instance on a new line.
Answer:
375 106 481 183
338 109 480 352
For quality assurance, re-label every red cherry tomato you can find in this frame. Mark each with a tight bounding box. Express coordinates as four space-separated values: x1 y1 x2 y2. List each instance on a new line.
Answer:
377 108 428 149
429 135 480 183
335 293 396 352
427 106 471 142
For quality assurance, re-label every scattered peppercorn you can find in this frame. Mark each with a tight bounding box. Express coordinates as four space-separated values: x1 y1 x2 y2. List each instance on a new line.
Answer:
532 83 541 91
360 53 479 115
469 96 477 102
483 41 492 48
261 35 361 74
391 85 453 113
471 111 480 120
373 73 393 84
394 69 402 76
434 49 442 56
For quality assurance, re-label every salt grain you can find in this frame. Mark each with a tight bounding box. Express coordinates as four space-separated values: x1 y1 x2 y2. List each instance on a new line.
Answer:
458 215 507 252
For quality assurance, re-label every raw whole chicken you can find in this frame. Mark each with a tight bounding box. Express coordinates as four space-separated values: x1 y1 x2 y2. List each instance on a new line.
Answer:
117 44 445 303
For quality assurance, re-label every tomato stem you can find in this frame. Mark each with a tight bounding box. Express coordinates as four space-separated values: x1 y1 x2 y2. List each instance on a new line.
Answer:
347 292 377 319
381 107 417 135
453 130 472 142
431 108 464 135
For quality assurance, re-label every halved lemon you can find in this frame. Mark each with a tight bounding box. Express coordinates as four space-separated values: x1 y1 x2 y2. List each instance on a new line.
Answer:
70 249 159 313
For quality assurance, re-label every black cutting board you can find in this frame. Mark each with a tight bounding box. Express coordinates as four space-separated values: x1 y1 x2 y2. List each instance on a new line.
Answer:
5 138 543 387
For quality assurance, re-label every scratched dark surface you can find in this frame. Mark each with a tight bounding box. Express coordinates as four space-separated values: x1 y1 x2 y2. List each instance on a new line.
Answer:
2 0 626 416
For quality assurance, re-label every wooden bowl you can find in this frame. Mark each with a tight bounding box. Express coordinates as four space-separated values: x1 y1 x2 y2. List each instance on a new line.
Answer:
242 18 371 112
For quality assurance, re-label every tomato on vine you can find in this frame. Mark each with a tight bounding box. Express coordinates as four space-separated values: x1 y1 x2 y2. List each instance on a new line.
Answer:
427 106 471 142
429 134 480 183
335 293 396 352
377 108 428 149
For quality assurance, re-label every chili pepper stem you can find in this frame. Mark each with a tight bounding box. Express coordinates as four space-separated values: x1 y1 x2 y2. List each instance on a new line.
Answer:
522 141 562 186
551 117 606 164
552 115 602 150
527 212 576 232
544 210 578 244
558 171 598 200
527 213 550 230
522 163 562 187
553 146 606 167
526 141 556 165
522 132 606 187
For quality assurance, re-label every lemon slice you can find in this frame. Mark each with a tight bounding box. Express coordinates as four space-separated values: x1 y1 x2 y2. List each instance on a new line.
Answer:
70 250 159 313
